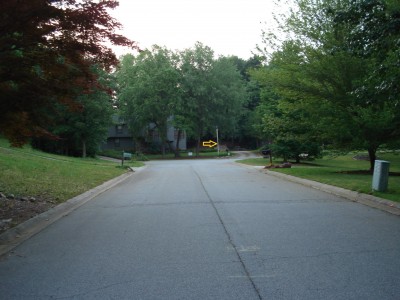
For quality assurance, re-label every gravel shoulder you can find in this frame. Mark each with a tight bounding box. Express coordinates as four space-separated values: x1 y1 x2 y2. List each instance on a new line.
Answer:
0 194 55 234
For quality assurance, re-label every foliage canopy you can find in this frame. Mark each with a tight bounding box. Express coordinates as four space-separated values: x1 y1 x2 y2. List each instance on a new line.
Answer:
0 0 136 146
253 0 400 169
117 43 248 156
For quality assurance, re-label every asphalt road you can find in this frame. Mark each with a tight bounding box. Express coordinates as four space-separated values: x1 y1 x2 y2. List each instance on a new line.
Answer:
1 158 400 299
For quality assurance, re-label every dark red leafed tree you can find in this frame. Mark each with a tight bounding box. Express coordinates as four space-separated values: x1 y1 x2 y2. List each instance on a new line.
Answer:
0 0 137 146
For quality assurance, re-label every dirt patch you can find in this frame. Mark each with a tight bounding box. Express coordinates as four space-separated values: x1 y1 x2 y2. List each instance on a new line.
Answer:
0 195 55 235
264 162 292 169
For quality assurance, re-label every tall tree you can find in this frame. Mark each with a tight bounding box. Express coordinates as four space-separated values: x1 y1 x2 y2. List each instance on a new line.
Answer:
332 0 400 154
179 43 247 155
179 43 217 155
117 46 181 156
251 61 323 162
255 0 400 170
211 56 248 141
0 0 136 146
32 65 115 157
117 43 248 156
333 0 400 102
227 55 263 147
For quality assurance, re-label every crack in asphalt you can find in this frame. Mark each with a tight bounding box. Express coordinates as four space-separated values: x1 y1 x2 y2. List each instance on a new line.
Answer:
193 167 263 300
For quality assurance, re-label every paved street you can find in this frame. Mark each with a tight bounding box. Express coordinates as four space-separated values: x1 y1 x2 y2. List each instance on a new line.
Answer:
1 158 400 299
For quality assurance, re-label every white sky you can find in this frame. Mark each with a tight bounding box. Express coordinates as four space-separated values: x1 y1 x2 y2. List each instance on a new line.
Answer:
110 0 278 59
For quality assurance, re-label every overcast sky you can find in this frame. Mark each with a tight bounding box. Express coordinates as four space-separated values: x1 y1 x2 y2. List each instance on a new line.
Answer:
110 0 278 59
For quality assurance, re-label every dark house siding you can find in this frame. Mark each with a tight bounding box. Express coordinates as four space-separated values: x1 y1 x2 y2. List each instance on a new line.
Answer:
101 117 135 151
101 115 187 151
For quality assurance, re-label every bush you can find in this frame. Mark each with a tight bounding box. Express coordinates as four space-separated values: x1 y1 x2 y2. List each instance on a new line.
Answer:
270 139 322 163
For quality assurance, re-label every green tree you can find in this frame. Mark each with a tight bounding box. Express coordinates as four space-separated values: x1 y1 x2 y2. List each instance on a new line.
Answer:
179 43 219 155
255 0 400 170
179 43 248 155
211 57 248 142
252 62 323 162
264 101 322 163
226 55 263 148
332 0 400 102
62 67 115 158
332 0 400 155
117 46 181 156
32 66 115 157
117 43 248 156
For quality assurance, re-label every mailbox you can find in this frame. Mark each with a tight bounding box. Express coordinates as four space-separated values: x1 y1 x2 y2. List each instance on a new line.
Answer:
261 149 271 156
123 152 132 160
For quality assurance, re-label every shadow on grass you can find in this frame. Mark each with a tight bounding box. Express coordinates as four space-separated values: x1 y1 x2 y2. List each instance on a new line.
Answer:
337 170 400 176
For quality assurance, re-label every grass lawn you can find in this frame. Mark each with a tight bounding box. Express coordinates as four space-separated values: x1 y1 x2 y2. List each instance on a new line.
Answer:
237 152 400 202
0 138 144 203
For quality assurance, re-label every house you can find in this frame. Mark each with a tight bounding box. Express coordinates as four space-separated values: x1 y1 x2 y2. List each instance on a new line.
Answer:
101 115 135 151
102 115 187 152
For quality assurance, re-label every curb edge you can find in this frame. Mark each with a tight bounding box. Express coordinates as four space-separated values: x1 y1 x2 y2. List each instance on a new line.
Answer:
262 169 400 216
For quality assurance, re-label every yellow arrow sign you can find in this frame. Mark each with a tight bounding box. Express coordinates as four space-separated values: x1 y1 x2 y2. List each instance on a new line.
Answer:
202 140 218 148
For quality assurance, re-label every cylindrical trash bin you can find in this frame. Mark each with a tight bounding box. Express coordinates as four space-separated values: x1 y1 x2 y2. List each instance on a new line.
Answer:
372 160 390 192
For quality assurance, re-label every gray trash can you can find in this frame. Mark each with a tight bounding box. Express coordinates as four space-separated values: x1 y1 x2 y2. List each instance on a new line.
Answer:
372 160 390 192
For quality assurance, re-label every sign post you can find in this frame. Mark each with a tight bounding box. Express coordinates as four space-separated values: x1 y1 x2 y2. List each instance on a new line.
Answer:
216 127 220 157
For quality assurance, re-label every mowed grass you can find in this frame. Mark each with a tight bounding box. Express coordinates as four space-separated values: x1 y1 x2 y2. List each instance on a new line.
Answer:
238 152 400 202
0 138 144 203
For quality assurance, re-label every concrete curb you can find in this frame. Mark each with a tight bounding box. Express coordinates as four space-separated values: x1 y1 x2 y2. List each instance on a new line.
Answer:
0 167 143 257
260 168 400 216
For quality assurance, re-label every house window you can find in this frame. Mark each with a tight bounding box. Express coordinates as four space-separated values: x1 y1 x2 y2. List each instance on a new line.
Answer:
116 125 123 134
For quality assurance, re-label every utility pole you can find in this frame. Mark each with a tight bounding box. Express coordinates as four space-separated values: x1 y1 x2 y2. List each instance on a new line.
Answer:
216 127 220 157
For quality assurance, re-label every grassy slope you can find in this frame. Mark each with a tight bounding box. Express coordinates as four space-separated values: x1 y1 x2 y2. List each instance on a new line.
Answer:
0 138 143 203
237 152 400 202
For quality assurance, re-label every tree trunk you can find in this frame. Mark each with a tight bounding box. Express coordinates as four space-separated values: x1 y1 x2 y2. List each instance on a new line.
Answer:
159 126 167 158
196 136 201 157
174 129 181 158
368 147 377 172
161 142 166 157
82 139 87 158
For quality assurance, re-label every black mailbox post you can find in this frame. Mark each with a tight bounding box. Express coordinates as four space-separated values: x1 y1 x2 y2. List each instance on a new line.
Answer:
261 149 273 166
